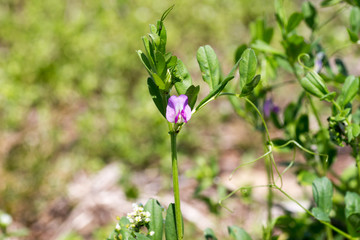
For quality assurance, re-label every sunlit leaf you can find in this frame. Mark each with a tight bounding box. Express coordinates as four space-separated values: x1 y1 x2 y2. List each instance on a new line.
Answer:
197 45 221 90
144 199 164 240
239 48 257 92
312 177 333 220
286 12 303 33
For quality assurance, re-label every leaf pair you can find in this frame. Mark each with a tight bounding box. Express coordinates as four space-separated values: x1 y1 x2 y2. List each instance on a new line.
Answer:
238 49 261 97
311 177 360 236
145 199 184 240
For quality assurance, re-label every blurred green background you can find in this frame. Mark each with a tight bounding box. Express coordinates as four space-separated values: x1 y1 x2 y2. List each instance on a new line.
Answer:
0 0 353 239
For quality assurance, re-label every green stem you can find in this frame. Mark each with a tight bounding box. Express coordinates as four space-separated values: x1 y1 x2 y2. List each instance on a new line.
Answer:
356 154 360 195
170 131 183 240
275 186 355 240
263 134 273 239
307 94 323 129
326 226 334 240
220 93 355 239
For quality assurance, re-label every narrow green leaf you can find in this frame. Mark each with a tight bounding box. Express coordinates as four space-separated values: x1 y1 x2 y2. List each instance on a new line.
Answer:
152 73 165 90
147 78 166 118
312 177 333 215
166 55 178 68
286 12 303 33
197 45 221 90
137 50 153 74
157 21 167 54
149 33 160 47
250 18 274 43
160 5 175 22
144 199 164 240
321 0 342 6
275 0 286 30
204 228 218 240
353 123 360 137
228 226 252 240
251 40 284 56
239 48 257 92
302 1 317 30
347 124 355 142
196 76 234 111
185 85 200 109
240 74 261 97
347 28 359 43
339 76 359 107
165 203 184 240
165 204 177 240
150 24 157 35
155 51 167 79
174 59 192 95
300 71 329 99
142 36 156 67
350 7 360 33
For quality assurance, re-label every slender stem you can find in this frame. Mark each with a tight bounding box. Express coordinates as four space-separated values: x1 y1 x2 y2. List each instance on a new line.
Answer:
275 186 355 240
326 226 334 240
170 131 183 240
263 134 273 239
307 94 323 129
356 154 360 195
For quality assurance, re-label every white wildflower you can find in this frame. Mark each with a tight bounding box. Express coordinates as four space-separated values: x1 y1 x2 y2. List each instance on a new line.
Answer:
115 223 121 230
0 213 12 226
149 231 155 236
135 216 142 222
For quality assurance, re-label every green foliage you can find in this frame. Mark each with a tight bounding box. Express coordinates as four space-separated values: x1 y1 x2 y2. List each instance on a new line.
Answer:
144 199 164 240
165 203 183 240
345 192 360 236
197 45 221 90
228 226 252 240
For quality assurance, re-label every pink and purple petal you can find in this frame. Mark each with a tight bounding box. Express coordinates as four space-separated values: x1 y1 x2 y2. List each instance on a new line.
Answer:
166 95 192 123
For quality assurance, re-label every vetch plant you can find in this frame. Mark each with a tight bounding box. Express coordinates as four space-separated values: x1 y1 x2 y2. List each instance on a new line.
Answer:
109 5 256 240
108 1 360 239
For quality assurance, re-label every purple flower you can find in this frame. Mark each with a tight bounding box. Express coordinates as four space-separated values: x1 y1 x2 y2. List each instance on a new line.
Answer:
263 98 280 118
314 52 324 73
166 95 192 123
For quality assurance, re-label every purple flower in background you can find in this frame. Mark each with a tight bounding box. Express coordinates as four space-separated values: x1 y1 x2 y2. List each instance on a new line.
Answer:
263 98 280 118
314 52 325 73
166 95 192 123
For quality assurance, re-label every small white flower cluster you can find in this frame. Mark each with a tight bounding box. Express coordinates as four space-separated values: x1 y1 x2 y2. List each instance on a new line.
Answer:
0 212 12 227
126 203 151 230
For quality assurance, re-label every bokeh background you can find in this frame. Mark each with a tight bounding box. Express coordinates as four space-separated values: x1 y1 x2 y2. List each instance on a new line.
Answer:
0 0 356 239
